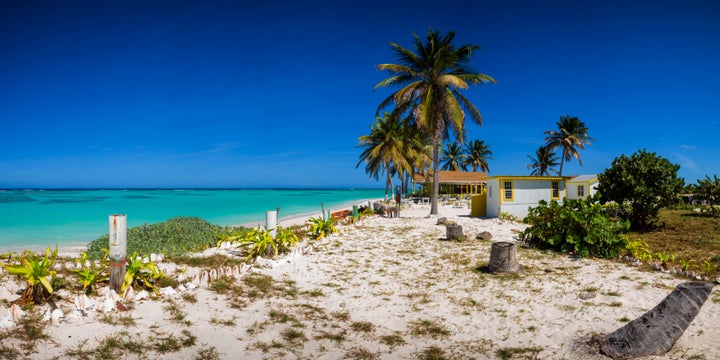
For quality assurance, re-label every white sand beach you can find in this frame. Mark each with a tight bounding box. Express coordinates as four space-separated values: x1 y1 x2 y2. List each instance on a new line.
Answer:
1 204 718 359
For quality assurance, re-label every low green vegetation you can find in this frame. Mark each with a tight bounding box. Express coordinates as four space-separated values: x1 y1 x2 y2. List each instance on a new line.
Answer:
630 209 720 279
306 217 338 240
1 246 58 304
521 196 628 258
87 217 222 259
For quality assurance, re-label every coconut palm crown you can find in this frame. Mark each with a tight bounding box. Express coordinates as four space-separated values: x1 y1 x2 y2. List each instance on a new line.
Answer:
356 113 411 200
463 139 493 172
440 142 467 171
544 115 593 176
374 28 496 215
527 145 560 176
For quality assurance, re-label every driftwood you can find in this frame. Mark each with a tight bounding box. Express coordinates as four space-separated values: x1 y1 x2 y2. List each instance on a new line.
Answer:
488 242 520 273
599 281 714 359
445 224 463 240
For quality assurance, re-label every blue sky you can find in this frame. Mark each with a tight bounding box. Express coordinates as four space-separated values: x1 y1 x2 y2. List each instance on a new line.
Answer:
1 0 718 188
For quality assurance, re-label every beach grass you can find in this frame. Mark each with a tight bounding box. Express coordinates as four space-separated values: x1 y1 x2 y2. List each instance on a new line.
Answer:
631 209 720 278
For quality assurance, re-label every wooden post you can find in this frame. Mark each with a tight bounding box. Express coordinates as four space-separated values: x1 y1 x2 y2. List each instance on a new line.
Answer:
108 214 127 294
266 210 277 238
321 203 326 220
446 223 464 240
488 241 521 273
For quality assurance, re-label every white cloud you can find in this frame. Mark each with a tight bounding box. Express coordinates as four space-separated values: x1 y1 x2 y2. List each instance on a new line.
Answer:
679 144 697 150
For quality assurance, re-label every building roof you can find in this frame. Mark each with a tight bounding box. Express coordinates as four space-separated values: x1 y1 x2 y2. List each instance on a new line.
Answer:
413 171 488 185
568 174 599 183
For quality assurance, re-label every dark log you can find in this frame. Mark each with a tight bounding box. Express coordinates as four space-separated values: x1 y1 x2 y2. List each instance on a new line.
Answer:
446 224 463 240
599 281 713 360
488 242 520 273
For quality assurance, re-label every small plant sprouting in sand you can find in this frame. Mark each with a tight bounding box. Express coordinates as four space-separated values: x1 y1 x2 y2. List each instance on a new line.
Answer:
99 314 137 327
350 321 375 333
194 345 222 360
419 346 447 360
315 330 346 343
678 258 695 272
345 347 377 360
618 316 631 322
163 299 190 326
330 310 350 321
495 346 543 360
379 333 406 349
181 292 198 303
409 319 450 339
210 315 238 327
280 327 307 344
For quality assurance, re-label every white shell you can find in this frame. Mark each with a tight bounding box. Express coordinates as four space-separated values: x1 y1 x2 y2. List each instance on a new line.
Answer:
9 304 25 323
134 290 150 301
123 287 135 301
102 298 116 313
209 269 218 281
159 286 177 297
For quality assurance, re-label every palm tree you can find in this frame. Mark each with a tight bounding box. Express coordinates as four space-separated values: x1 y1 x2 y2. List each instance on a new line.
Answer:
356 113 410 200
527 145 560 176
375 29 496 215
544 115 593 176
463 139 492 172
440 142 467 171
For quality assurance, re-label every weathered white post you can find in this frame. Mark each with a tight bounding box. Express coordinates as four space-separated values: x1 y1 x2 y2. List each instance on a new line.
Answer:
266 210 277 237
108 214 127 294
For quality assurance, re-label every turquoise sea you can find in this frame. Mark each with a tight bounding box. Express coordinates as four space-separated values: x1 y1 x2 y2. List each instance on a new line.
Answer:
0 188 383 251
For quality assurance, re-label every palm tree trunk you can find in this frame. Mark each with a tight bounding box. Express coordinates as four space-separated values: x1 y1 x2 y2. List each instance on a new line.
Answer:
430 137 440 215
558 158 564 177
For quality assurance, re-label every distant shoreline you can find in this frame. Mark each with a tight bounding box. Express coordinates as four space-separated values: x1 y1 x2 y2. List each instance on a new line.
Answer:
3 197 383 257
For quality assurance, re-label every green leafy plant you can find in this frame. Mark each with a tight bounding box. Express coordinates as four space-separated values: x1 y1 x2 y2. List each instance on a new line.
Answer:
701 260 716 276
274 227 299 253
678 258 695 272
625 239 652 262
240 227 278 259
306 217 337 240
74 249 109 294
122 252 164 294
597 149 684 231
521 196 629 258
2 246 58 304
654 251 674 266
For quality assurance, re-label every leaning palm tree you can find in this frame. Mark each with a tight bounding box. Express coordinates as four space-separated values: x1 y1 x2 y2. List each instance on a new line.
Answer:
440 142 467 171
527 145 560 176
356 113 410 200
544 115 593 176
463 139 493 172
375 29 496 215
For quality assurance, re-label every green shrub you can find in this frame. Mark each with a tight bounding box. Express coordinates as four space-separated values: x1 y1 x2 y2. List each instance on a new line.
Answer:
520 196 629 258
86 217 222 259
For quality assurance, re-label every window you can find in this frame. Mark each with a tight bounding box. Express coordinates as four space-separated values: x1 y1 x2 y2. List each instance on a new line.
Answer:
488 185 492 198
503 181 513 201
551 181 560 199
577 185 585 197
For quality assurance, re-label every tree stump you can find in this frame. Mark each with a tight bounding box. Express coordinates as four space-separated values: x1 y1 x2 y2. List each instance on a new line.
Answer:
488 242 520 273
446 224 463 240
599 281 713 360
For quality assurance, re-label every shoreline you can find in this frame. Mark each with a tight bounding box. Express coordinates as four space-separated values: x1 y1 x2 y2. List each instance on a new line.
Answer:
2 198 384 257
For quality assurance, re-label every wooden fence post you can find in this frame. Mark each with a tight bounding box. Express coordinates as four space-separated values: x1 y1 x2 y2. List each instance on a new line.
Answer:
109 214 127 294
266 210 277 238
